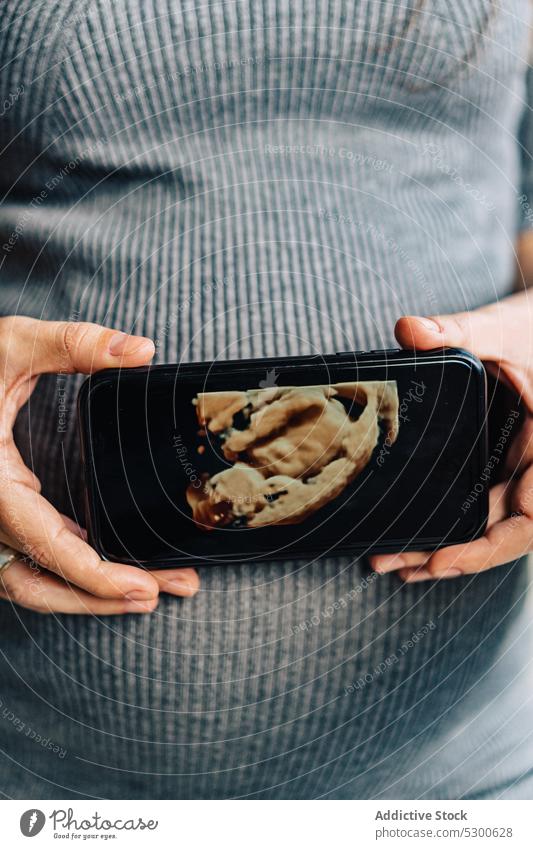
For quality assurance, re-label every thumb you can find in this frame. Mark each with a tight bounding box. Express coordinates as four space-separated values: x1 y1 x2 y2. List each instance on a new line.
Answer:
395 295 533 409
10 317 155 375
394 305 507 364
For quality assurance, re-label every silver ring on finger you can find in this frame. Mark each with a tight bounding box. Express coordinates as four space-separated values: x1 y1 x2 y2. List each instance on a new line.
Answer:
0 543 20 579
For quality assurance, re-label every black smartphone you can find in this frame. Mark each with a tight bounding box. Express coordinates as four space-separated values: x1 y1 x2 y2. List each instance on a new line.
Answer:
77 347 489 567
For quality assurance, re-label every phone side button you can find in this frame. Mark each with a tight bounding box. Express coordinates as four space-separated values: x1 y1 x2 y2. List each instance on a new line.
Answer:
335 348 402 356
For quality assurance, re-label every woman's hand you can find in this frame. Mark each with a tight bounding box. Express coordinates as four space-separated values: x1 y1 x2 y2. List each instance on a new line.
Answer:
0 316 199 614
369 291 533 582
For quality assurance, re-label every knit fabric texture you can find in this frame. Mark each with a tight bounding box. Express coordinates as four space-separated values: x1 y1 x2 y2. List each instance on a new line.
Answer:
0 0 532 799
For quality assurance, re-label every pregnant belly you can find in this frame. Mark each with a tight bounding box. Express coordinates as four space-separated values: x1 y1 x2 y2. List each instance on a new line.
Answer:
0 554 527 798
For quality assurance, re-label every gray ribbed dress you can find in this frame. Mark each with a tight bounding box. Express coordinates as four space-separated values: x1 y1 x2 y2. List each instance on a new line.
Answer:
0 0 533 799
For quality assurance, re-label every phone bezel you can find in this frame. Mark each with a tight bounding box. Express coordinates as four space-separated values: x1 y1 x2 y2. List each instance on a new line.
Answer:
77 347 488 566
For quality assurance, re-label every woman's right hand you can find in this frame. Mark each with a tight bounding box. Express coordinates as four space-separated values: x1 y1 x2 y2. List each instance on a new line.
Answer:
0 316 199 615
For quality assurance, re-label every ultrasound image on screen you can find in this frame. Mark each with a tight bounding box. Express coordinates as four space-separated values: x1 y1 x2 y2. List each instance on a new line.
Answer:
83 357 484 565
184 380 399 531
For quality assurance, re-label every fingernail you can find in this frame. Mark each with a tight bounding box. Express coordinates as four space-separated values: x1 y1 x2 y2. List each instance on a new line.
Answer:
124 598 158 613
125 588 158 601
164 577 199 596
109 332 154 357
438 568 463 579
372 555 405 573
417 317 440 333
400 568 431 582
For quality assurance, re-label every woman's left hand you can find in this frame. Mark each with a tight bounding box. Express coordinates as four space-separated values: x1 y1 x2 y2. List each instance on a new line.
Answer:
369 290 533 582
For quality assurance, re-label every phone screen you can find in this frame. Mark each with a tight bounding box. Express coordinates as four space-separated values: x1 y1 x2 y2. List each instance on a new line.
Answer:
79 354 487 565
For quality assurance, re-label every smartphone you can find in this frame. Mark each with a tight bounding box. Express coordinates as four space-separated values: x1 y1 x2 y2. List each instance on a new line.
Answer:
77 347 489 567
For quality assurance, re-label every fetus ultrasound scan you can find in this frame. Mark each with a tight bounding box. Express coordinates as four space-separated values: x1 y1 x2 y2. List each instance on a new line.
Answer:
186 381 399 530
79 351 487 566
